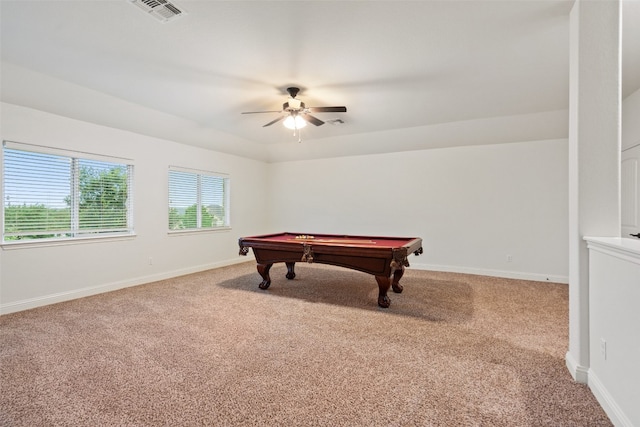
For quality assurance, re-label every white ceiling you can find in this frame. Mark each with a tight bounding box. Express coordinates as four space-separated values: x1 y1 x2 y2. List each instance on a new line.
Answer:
1 0 639 162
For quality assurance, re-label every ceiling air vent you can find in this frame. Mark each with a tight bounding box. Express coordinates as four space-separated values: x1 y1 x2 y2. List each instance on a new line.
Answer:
129 0 186 23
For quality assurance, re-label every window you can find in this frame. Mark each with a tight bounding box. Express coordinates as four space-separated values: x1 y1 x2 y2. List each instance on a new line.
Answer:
2 141 134 243
168 167 229 231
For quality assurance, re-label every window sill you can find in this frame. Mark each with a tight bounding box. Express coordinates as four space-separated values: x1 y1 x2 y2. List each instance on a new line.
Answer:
168 227 232 237
1 233 137 250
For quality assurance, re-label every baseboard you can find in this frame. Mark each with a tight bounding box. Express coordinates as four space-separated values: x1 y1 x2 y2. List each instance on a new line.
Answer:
588 370 633 427
565 351 589 384
2 259 567 315
411 262 569 284
0 258 251 315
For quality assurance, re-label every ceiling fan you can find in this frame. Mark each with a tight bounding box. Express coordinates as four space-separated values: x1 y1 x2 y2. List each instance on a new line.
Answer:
242 87 347 130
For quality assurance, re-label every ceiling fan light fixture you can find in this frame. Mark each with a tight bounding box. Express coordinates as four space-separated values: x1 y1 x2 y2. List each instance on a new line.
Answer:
283 115 307 130
287 98 302 109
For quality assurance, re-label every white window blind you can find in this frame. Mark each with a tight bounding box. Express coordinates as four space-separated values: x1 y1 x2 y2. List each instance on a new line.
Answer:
2 141 134 242
169 167 229 231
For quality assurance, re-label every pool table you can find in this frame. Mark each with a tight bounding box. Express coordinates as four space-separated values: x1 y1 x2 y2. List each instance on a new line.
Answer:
238 232 423 308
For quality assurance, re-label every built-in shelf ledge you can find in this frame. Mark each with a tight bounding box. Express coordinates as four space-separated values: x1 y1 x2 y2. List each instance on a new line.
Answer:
584 237 640 266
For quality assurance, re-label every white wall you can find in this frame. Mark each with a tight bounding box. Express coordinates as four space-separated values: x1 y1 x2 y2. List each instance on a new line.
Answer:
267 139 569 282
0 103 269 313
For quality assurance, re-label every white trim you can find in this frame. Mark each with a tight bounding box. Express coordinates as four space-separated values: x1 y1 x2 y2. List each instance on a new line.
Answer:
168 165 229 177
3 140 134 164
167 227 232 236
588 370 632 427
411 262 569 284
1 233 136 250
565 351 589 384
0 258 251 315
585 237 640 265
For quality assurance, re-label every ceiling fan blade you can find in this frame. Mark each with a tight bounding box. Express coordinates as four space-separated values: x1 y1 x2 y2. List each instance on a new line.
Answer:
242 110 282 114
303 114 325 126
263 116 285 127
308 106 347 113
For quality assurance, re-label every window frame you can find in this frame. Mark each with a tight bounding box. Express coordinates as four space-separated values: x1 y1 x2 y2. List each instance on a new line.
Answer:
168 165 231 235
1 140 135 248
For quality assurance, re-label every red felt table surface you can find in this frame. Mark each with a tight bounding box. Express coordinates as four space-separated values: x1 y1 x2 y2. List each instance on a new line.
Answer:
246 232 416 248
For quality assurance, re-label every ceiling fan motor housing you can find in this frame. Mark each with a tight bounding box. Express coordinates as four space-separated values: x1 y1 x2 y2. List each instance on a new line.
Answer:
286 87 301 98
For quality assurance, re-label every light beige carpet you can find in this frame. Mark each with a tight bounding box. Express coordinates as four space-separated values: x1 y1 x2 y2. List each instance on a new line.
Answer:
0 262 611 426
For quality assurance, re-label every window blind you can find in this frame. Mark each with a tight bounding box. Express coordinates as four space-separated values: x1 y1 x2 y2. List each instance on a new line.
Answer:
168 167 229 230
2 142 133 242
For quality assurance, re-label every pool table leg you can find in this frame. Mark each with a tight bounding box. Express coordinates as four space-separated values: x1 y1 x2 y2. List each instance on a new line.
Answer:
391 266 405 294
256 263 273 289
375 275 392 308
375 265 405 308
285 262 296 280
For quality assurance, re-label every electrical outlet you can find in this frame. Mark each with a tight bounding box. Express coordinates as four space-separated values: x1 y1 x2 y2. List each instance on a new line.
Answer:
507 255 513 263
148 257 153 265
600 338 607 360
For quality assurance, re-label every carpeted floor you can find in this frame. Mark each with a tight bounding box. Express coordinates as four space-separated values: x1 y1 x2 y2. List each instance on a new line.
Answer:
0 262 611 426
